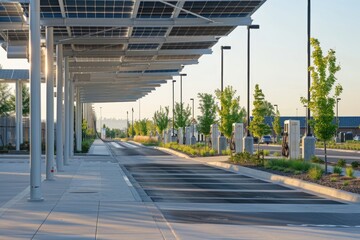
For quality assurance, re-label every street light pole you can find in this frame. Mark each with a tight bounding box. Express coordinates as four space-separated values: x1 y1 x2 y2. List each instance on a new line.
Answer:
244 25 259 154
100 107 102 135
190 98 196 144
126 111 129 138
218 46 231 153
336 98 341 135
180 73 187 143
172 80 176 141
274 104 278 113
302 0 316 161
131 107 134 137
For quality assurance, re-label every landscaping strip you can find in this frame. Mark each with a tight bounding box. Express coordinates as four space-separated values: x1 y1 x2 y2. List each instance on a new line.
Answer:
207 161 360 203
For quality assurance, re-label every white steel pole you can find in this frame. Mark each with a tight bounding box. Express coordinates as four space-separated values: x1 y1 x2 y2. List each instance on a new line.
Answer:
46 27 55 180
56 44 64 172
15 81 21 151
19 82 23 144
69 79 74 157
29 0 43 201
64 57 70 165
76 89 82 152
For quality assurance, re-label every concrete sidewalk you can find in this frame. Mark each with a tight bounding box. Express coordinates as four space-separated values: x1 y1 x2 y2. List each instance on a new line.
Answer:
0 140 174 240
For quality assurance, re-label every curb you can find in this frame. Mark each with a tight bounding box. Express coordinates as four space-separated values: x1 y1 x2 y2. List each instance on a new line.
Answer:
128 140 144 147
154 147 191 159
207 161 360 203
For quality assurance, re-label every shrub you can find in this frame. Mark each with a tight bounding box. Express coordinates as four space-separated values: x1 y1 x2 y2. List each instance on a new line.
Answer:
230 152 252 164
81 138 94 153
294 170 302 175
330 177 338 182
343 180 350 186
308 166 324 180
336 159 347 168
333 166 343 175
221 149 231 155
273 152 281 157
133 136 159 145
209 149 216 156
311 156 324 164
345 167 355 178
351 161 360 169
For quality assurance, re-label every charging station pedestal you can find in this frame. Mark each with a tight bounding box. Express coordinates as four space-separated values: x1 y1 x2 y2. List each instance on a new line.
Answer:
283 120 300 159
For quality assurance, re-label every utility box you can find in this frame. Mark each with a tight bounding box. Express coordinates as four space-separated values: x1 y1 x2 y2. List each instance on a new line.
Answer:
283 120 300 159
232 123 243 153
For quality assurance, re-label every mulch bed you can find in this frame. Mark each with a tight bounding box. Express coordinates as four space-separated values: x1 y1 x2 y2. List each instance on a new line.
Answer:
229 162 360 194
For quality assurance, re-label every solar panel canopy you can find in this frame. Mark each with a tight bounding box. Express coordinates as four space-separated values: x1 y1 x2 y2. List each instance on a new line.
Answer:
0 0 266 103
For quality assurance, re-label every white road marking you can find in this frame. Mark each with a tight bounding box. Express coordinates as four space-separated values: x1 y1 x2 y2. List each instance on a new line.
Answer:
287 224 360 228
120 142 139 149
110 142 124 149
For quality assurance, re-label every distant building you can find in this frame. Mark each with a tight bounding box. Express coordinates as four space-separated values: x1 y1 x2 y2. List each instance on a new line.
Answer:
261 116 360 136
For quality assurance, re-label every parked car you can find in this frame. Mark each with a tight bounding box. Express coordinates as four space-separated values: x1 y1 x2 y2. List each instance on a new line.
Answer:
260 135 272 144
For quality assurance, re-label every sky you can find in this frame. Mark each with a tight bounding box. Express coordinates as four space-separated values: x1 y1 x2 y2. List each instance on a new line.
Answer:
0 0 359 122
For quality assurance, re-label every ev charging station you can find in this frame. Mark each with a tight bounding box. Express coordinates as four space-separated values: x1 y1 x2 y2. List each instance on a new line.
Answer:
283 120 300 159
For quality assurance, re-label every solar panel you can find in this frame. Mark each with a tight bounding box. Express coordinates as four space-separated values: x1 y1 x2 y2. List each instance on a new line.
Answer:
170 26 235 36
179 1 262 18
156 55 201 60
161 41 216 50
132 27 168 37
0 3 24 22
128 43 159 50
137 1 177 18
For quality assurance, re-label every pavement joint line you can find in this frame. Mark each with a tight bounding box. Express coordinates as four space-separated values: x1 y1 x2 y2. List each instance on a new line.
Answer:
0 175 46 217
95 201 100 240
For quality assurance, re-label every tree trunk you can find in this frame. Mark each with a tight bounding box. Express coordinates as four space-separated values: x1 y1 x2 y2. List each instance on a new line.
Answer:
324 141 328 174
257 143 260 159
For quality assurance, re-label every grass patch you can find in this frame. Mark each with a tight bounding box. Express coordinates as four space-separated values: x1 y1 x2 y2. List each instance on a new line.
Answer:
163 142 217 157
346 167 355 178
266 159 312 173
308 166 324 180
133 136 160 146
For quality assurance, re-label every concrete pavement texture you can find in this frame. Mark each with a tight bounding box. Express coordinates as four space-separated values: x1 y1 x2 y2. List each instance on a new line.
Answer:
0 139 359 239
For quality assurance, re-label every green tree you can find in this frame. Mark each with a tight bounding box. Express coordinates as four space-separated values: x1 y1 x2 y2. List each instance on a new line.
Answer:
197 93 217 144
127 123 136 137
215 86 246 139
174 102 191 129
153 106 170 137
301 38 343 173
146 120 156 136
273 110 282 143
263 100 275 117
9 84 30 116
0 83 14 116
249 84 272 154
139 118 148 136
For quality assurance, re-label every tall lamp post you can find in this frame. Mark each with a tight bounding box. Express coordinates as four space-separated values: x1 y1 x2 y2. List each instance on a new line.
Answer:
336 98 341 139
126 111 129 138
172 80 176 141
131 107 134 137
218 46 231 153
190 98 196 144
180 73 187 144
302 0 316 161
100 107 102 137
244 24 259 154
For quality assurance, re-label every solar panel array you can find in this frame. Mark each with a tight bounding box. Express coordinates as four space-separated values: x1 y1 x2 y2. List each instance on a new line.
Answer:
0 0 266 103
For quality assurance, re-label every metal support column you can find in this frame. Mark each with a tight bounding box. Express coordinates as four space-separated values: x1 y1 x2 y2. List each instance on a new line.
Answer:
64 57 70 165
29 0 43 201
15 81 21 151
56 44 64 172
19 82 23 144
75 88 82 152
46 27 55 180
69 79 74 157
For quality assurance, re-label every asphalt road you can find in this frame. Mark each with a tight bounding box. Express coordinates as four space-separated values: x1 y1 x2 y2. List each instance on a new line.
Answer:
105 140 360 239
259 144 360 163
